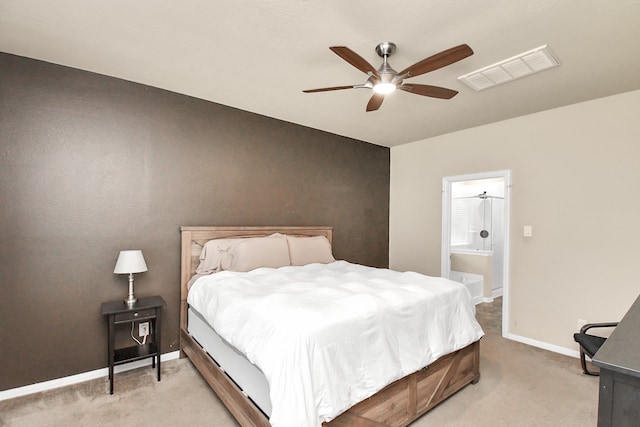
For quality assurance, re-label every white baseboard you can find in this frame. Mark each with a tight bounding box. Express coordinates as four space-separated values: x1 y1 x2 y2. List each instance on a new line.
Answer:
0 351 180 402
1 337 580 402
477 288 503 304
506 333 580 359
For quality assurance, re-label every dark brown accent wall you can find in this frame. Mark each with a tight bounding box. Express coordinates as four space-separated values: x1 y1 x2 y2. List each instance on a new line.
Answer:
0 53 389 391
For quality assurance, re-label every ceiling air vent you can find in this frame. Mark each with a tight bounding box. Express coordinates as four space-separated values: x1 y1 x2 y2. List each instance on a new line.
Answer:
458 45 560 91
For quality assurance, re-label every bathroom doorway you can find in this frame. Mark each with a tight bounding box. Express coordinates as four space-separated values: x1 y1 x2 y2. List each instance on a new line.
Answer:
441 170 511 338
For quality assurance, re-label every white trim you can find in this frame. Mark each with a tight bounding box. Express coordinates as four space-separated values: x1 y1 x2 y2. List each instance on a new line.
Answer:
506 333 580 359
441 180 452 278
480 282 503 303
450 249 493 256
0 351 180 401
472 295 484 305
502 171 512 339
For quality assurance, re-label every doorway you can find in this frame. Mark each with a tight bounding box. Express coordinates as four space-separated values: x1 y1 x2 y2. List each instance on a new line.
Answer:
441 170 511 338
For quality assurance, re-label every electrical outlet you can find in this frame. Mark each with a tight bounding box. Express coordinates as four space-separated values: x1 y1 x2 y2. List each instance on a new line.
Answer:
139 322 149 337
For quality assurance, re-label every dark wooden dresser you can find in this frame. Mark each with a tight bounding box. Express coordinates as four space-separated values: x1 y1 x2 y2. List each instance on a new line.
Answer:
592 294 640 427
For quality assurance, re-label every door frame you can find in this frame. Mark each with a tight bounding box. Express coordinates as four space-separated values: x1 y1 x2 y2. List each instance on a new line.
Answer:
441 169 511 338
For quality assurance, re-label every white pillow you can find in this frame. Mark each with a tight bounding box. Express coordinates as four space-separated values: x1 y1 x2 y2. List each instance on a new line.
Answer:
221 233 291 272
286 235 335 266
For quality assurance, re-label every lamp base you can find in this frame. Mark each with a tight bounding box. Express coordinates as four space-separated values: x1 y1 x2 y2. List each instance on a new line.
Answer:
125 273 137 306
124 296 138 306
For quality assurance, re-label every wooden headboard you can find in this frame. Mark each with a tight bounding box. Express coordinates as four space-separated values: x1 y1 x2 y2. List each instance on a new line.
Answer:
180 226 333 301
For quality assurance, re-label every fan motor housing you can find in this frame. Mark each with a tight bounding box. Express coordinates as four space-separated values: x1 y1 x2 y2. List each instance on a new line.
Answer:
375 42 396 58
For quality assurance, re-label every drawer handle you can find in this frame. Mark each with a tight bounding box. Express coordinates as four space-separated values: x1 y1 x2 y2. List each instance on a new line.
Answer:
134 312 139 317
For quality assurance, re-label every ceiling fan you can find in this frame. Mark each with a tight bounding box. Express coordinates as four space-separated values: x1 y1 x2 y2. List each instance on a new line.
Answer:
303 42 473 112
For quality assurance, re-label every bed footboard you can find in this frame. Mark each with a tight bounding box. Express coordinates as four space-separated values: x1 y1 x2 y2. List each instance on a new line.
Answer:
324 340 480 427
182 323 479 427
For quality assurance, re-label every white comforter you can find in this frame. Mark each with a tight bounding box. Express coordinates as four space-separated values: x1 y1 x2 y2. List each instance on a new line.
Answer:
188 261 484 427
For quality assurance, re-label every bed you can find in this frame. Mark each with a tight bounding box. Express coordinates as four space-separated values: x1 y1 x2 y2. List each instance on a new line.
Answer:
179 226 483 427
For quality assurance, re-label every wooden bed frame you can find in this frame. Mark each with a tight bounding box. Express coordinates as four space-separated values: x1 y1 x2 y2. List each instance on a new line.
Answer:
180 226 480 427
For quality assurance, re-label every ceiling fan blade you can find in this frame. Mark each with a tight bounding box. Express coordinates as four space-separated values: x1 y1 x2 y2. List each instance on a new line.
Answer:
398 83 458 99
366 93 385 112
330 46 380 77
303 85 355 93
399 44 473 78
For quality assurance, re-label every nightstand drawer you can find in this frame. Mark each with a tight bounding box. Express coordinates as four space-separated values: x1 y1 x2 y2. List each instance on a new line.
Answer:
114 308 156 322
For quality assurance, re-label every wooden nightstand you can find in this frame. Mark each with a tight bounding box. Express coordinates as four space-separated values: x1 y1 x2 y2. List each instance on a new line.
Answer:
101 295 166 394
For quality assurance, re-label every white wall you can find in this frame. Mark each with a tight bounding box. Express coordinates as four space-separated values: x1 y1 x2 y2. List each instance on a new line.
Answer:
390 89 640 353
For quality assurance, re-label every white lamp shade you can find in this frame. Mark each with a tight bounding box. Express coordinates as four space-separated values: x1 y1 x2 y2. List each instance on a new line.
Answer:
113 250 148 274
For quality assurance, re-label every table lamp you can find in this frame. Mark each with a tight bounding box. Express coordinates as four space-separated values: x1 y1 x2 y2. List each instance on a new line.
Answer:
113 250 148 305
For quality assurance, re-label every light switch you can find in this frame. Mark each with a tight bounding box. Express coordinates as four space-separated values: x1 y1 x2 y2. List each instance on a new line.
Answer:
523 225 532 237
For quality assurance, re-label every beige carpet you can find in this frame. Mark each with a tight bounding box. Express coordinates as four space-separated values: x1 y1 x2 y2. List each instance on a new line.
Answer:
1 298 599 426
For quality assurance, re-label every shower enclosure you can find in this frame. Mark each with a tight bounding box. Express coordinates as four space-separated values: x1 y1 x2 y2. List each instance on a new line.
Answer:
451 192 503 252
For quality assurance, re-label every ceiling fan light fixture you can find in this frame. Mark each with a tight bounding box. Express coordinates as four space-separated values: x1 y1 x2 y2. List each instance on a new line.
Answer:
304 42 474 111
373 82 396 94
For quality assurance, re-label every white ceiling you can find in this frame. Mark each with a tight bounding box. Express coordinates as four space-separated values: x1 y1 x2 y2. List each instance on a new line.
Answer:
2 0 640 147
